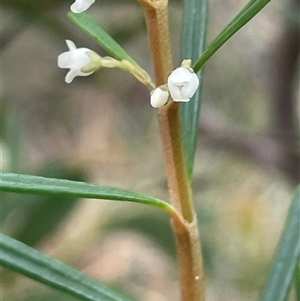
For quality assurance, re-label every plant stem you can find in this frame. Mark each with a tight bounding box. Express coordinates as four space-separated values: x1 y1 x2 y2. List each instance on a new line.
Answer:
138 1 205 300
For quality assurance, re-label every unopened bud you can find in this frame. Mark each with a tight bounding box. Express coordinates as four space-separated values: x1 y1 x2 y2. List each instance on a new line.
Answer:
150 86 169 108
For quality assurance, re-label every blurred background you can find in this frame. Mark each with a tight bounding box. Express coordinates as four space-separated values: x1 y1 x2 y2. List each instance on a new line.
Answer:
1 0 299 300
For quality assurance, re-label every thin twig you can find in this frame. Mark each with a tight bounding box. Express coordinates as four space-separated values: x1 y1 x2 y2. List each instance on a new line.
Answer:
138 1 206 300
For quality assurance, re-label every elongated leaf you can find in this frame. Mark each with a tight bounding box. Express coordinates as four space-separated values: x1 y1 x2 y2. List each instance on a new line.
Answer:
193 0 271 72
0 234 132 301
0 173 174 213
180 0 209 181
68 12 138 66
1 163 85 248
260 186 300 301
295 263 300 301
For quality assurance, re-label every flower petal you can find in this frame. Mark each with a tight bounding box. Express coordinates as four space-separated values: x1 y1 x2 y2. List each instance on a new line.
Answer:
181 74 199 99
57 52 72 68
65 40 77 51
65 70 77 84
169 67 190 84
150 87 169 108
173 98 190 102
70 0 96 13
167 80 183 100
58 39 98 83
167 66 199 102
65 69 93 83
72 49 93 70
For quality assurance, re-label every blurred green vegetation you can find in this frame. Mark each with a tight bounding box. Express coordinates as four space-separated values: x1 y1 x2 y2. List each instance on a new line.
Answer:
1 0 299 301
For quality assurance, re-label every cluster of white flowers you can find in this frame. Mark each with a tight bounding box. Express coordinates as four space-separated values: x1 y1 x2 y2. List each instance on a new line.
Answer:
150 65 199 108
58 1 200 107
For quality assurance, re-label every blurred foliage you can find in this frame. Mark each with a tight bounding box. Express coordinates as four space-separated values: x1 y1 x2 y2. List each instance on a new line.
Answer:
105 210 177 259
13 292 79 301
260 186 300 301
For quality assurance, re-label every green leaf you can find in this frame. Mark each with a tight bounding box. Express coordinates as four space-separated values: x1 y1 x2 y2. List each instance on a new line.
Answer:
7 163 85 247
68 12 138 66
0 173 174 213
0 234 133 301
180 0 209 181
295 263 300 301
260 186 300 301
193 0 271 73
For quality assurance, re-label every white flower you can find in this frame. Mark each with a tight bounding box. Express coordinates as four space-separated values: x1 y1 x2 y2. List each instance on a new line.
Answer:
167 67 199 102
70 0 96 13
150 87 169 108
57 40 96 83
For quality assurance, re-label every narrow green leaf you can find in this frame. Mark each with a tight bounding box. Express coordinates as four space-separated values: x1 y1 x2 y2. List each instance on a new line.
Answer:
180 0 209 181
0 234 132 301
1 164 85 247
295 263 300 301
260 186 300 301
68 12 138 66
0 173 174 214
193 0 271 73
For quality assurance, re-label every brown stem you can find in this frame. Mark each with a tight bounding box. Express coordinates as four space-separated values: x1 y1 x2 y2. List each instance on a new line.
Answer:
159 102 194 221
173 217 205 301
138 1 205 300
137 0 173 85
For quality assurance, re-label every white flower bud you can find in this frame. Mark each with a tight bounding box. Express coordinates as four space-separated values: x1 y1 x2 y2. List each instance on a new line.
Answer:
70 0 96 13
167 67 199 102
57 40 97 83
150 87 169 108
